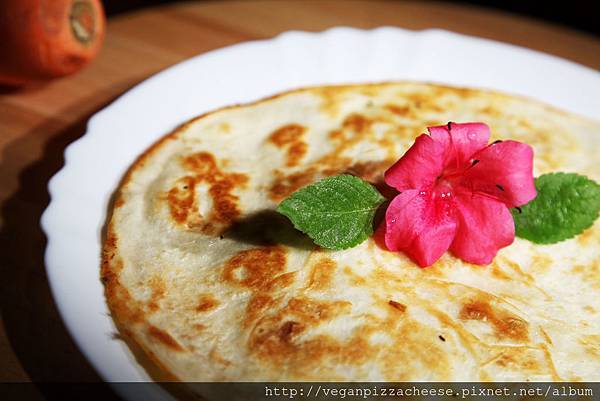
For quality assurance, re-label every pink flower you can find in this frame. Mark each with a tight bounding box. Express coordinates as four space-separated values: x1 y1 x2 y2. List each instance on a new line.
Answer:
383 122 536 267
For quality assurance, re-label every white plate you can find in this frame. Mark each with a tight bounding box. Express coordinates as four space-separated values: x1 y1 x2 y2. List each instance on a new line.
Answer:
41 27 600 387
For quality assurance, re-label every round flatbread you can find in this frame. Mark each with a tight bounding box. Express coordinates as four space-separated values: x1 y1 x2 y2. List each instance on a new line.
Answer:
102 82 600 382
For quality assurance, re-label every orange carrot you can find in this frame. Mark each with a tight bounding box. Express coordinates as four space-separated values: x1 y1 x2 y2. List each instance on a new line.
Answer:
0 0 105 85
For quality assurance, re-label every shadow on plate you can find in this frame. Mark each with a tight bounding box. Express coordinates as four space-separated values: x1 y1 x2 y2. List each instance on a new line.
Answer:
0 89 128 400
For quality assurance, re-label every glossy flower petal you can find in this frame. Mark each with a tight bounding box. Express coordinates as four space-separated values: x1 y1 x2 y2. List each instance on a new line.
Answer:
428 122 490 169
382 121 535 267
450 192 515 264
464 140 537 207
384 134 446 192
385 189 457 267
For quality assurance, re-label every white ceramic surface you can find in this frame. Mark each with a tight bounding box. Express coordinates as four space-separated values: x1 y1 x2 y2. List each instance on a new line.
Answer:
40 27 600 389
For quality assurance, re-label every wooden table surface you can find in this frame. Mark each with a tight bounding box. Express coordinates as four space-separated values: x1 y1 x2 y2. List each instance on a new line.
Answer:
0 0 597 397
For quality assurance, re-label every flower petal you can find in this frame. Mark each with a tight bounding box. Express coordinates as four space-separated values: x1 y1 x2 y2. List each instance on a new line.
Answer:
384 189 457 267
463 140 536 207
428 122 490 169
384 134 446 191
450 193 514 265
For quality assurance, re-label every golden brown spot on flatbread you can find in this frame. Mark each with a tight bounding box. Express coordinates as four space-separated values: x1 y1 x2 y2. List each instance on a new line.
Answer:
540 328 553 345
248 298 357 369
404 92 444 112
328 129 343 140
584 305 596 314
222 246 287 289
147 325 184 352
493 348 545 373
286 297 350 324
577 226 598 246
219 122 230 133
167 176 196 224
245 294 275 328
478 105 501 117
166 151 248 233
531 254 553 274
324 112 397 163
269 168 316 201
344 159 394 183
343 266 367 286
385 104 410 116
342 113 372 133
317 86 354 117
460 300 529 342
490 263 512 281
268 124 308 167
209 349 232 366
195 294 219 312
249 296 453 380
114 197 125 208
101 227 145 324
579 335 600 358
147 277 166 312
501 258 536 285
572 260 600 289
308 257 336 290
264 271 297 292
388 300 407 313
268 112 395 202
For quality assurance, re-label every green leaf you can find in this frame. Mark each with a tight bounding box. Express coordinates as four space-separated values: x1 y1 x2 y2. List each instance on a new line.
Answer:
277 174 386 250
513 172 600 244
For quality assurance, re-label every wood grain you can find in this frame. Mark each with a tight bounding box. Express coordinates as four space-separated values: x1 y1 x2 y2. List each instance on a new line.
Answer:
0 0 597 394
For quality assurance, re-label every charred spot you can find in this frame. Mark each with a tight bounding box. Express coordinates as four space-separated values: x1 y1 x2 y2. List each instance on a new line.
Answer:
388 300 407 313
195 294 219 312
279 321 304 342
147 325 184 352
385 104 410 116
459 300 529 342
438 335 446 342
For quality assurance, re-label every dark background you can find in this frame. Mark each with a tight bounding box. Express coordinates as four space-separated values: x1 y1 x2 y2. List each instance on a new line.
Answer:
101 0 599 36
